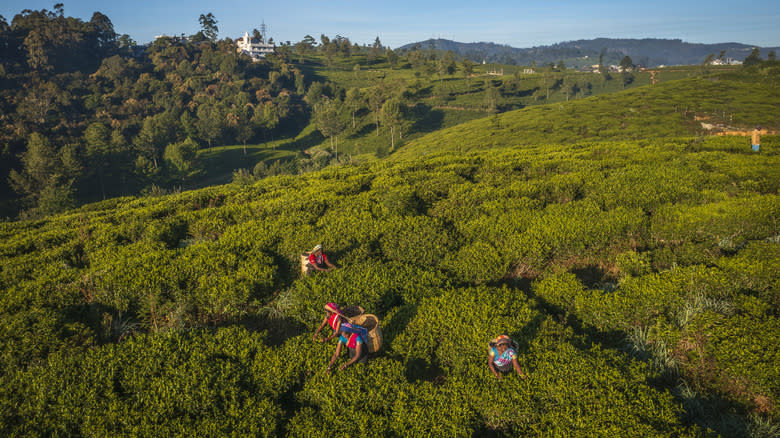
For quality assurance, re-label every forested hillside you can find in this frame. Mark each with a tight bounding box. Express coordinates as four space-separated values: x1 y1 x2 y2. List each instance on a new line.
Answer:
0 6 303 217
0 60 778 436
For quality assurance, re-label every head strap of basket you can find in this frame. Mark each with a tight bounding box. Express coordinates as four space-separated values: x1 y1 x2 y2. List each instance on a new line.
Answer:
313 244 322 252
324 302 341 314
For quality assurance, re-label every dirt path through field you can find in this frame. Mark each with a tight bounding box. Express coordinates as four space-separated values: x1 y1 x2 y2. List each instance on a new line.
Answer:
697 115 776 136
714 129 777 137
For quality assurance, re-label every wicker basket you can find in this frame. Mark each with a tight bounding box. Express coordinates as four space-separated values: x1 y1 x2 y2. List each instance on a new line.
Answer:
300 252 310 275
351 314 382 353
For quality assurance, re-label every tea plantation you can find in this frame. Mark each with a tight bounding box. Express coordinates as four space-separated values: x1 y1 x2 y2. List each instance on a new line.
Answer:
0 67 778 436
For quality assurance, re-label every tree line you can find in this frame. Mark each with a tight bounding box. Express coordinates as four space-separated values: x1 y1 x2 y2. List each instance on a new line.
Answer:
0 5 302 218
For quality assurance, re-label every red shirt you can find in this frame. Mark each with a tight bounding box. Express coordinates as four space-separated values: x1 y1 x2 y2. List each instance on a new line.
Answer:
309 253 328 266
328 313 341 331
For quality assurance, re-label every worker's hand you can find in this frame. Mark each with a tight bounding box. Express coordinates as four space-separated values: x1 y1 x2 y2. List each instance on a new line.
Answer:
496 373 502 381
325 366 332 375
312 335 318 342
318 338 327 343
339 364 347 371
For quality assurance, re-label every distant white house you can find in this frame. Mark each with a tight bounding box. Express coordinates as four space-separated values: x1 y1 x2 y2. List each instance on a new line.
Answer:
154 34 189 43
608 65 632 73
708 57 743 66
235 31 274 61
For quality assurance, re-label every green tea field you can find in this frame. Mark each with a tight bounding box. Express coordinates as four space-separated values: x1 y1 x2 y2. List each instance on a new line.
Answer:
0 62 778 437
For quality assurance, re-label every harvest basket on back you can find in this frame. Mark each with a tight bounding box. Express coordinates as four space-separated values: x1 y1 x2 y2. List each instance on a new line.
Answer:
351 314 382 353
300 252 310 274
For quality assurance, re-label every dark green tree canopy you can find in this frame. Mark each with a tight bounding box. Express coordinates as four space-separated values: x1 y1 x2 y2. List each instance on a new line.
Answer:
619 55 634 71
198 12 218 41
90 12 117 55
8 5 118 74
743 47 762 66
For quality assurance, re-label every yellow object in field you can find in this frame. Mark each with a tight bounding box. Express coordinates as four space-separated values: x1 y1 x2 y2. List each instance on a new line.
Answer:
300 252 310 275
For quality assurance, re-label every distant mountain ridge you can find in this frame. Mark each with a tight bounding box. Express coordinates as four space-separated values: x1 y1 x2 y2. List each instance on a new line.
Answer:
398 38 780 68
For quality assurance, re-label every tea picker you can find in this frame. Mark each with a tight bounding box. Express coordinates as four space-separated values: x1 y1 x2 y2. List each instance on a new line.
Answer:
326 321 369 373
313 302 344 343
325 313 383 374
301 244 336 275
488 335 527 380
751 126 761 152
312 302 365 343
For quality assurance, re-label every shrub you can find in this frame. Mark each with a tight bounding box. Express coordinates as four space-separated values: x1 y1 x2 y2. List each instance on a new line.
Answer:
6 328 288 436
444 241 508 284
379 216 457 267
285 261 451 324
532 272 586 314
615 250 652 278
652 195 780 247
232 168 256 186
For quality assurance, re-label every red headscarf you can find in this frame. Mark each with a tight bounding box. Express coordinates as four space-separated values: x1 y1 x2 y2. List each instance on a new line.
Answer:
324 302 341 314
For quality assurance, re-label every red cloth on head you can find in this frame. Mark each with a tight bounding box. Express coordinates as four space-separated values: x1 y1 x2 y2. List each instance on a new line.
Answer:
324 302 341 313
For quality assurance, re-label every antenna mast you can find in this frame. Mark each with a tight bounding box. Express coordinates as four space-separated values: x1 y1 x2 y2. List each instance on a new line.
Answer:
260 20 268 42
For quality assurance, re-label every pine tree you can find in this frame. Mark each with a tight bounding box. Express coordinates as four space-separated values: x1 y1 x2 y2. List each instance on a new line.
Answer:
743 48 762 66
198 13 218 41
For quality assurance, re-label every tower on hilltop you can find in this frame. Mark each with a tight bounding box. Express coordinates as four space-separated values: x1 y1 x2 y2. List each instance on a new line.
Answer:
260 21 268 43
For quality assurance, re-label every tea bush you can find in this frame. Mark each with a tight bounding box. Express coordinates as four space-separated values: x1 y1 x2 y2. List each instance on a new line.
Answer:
379 215 457 267
685 313 779 415
6 328 289 436
443 241 508 284
285 261 451 323
717 242 780 311
391 286 536 374
651 195 780 248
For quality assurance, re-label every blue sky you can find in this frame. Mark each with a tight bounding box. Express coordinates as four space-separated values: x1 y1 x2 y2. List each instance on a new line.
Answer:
2 1 778 49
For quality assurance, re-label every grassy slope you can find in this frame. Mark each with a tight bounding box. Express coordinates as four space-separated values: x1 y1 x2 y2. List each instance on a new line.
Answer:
393 70 780 159
194 144 297 185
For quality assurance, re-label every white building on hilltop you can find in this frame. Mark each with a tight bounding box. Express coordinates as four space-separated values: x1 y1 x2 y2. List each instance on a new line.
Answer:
708 57 743 66
235 31 274 61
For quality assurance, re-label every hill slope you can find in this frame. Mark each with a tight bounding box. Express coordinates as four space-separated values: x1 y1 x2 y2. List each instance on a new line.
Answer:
0 69 778 436
394 69 780 159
